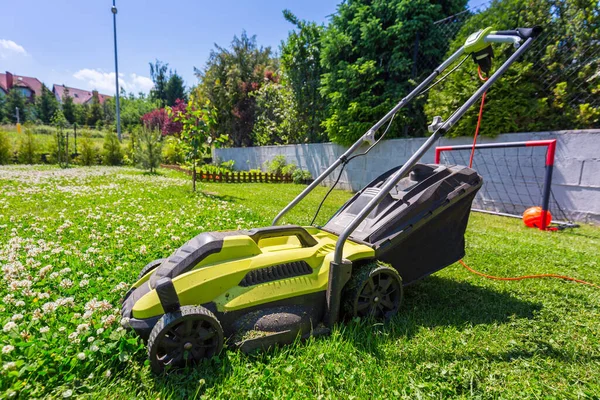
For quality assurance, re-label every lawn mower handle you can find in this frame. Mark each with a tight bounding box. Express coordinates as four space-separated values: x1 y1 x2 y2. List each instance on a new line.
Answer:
331 35 537 265
246 225 318 247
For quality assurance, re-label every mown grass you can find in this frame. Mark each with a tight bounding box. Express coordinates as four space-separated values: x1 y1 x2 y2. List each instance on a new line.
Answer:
0 166 599 399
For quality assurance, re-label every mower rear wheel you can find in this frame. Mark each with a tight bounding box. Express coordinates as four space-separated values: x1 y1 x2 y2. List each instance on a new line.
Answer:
148 305 224 373
343 262 403 320
137 258 165 281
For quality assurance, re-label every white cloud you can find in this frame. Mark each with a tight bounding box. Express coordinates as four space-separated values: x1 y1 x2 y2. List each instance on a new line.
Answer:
73 69 154 95
0 39 27 59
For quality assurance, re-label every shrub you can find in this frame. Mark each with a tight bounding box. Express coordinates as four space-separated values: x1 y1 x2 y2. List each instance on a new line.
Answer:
162 136 185 164
220 159 235 171
17 129 38 164
102 132 123 165
265 155 287 175
292 168 312 184
0 130 11 164
281 163 297 176
135 127 163 173
248 169 262 174
77 132 98 166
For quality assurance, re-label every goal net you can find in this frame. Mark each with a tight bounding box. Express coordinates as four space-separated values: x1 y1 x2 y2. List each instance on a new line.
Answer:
435 139 575 230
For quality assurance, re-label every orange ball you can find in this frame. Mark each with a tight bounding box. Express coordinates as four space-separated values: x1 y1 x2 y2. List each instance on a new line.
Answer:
523 206 552 228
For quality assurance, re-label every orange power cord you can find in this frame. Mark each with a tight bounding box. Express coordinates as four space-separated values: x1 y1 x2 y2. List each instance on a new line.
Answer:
459 66 599 290
459 260 600 289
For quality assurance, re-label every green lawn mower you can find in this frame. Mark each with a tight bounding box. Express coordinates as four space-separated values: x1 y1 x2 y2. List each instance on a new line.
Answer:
121 26 542 373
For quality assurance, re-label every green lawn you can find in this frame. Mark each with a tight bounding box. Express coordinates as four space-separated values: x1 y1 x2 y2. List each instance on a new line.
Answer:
1 166 599 399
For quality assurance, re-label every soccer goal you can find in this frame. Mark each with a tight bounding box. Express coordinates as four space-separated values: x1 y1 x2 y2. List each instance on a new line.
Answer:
435 139 576 230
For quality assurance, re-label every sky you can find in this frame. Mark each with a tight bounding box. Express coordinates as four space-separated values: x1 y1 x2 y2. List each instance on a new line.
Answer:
0 0 485 96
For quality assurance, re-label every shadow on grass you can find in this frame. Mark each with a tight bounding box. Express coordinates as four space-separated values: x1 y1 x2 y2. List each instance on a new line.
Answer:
144 276 544 396
342 276 543 357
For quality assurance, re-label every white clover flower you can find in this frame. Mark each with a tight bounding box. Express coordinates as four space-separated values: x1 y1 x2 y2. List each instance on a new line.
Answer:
77 323 89 332
77 352 86 361
79 279 89 288
104 369 111 378
4 322 18 332
96 328 104 335
2 345 14 354
59 279 73 289
40 326 50 333
3 361 16 371
58 326 66 332
49 272 60 280
62 389 73 398
11 314 23 321
87 336 95 343
15 300 25 307
139 245 147 255
90 344 99 352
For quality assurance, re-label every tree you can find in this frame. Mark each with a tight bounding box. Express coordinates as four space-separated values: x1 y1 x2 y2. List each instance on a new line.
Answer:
77 132 97 166
425 0 600 137
135 127 163 173
165 72 187 106
17 128 38 164
149 60 169 107
195 31 277 147
36 85 60 124
280 10 327 142
120 91 161 131
319 0 468 145
87 92 104 127
51 109 69 168
5 89 27 123
102 132 123 165
168 94 220 191
251 74 303 145
62 88 76 124
0 93 7 123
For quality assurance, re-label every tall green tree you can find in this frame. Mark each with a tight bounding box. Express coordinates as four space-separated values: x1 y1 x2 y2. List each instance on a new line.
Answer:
5 89 28 123
319 0 468 145
251 74 303 145
149 60 169 107
165 72 187 106
62 88 76 124
195 31 277 147
87 92 104 127
36 85 60 124
425 0 600 137
280 10 327 142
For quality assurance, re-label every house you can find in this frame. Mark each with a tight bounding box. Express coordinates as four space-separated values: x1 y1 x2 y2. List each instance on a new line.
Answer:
0 71 43 102
53 84 111 105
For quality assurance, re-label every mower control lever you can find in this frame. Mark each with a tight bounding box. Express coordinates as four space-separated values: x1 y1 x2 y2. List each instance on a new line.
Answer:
247 225 318 248
428 116 444 133
494 27 543 40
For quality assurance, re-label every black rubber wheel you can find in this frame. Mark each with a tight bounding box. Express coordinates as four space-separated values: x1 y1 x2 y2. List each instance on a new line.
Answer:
148 305 224 373
343 262 403 320
137 258 165 281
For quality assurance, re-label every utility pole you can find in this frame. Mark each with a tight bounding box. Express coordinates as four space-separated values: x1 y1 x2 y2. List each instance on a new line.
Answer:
112 0 122 141
15 107 21 134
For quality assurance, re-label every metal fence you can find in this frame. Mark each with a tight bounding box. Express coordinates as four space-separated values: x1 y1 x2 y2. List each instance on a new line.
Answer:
410 0 599 135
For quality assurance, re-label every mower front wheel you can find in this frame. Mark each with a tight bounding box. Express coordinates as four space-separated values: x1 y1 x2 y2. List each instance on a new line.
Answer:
148 305 224 373
343 262 403 320
137 258 165 280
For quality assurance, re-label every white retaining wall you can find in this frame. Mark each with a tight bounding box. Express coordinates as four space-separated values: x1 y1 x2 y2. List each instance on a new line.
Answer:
214 130 600 224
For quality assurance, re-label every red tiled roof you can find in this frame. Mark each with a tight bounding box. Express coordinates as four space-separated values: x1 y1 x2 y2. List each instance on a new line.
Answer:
0 73 7 93
53 84 111 105
0 72 43 97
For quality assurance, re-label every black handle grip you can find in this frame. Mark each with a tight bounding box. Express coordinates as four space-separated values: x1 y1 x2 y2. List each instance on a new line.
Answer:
247 225 318 247
495 26 543 40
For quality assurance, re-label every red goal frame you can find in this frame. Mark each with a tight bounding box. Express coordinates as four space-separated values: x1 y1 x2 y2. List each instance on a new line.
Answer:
435 139 557 230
